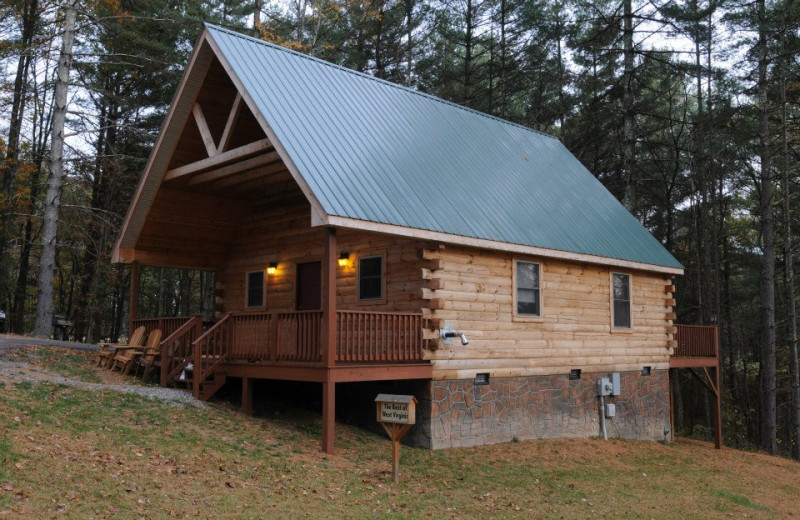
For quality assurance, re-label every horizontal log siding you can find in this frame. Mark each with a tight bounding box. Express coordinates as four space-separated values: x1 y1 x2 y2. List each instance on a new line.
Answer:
426 246 672 379
218 199 428 315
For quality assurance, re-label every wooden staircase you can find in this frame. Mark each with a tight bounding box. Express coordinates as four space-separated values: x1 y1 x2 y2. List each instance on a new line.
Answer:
157 314 229 402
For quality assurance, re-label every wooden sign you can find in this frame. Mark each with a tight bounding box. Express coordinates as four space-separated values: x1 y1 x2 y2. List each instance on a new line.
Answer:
375 394 417 483
375 394 416 425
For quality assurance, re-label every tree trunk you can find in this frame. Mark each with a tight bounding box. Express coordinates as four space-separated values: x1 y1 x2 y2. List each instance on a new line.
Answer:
779 11 800 460
32 0 77 337
0 0 39 310
756 0 776 455
405 0 414 85
621 0 636 214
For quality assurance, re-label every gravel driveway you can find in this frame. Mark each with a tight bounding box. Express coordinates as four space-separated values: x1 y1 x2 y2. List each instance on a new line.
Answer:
0 334 204 407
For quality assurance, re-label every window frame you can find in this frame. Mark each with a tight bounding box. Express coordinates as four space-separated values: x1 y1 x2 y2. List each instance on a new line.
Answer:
357 253 386 303
245 269 266 310
610 271 633 330
513 259 543 321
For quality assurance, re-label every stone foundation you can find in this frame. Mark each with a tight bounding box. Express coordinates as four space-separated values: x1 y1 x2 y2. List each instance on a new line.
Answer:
427 370 669 449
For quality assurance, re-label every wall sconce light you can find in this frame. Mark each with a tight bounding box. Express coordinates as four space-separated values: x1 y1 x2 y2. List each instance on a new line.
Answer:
267 262 277 275
338 253 350 267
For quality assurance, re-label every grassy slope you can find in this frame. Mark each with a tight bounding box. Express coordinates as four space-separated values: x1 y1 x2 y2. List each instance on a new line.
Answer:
0 348 797 519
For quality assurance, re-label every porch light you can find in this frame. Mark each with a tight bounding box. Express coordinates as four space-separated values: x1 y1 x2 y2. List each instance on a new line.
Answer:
338 253 350 267
267 262 277 275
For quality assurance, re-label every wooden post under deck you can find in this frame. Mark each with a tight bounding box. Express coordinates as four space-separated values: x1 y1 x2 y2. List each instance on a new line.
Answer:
129 261 140 334
713 326 722 449
321 227 337 454
242 376 254 416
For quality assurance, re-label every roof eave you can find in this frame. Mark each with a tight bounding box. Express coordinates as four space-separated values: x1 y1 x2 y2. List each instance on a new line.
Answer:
318 214 684 275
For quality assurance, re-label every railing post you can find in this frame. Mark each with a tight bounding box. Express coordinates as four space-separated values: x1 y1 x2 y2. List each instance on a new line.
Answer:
129 261 140 335
192 335 201 399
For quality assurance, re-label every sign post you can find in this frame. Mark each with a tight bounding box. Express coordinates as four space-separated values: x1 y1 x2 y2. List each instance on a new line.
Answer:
375 394 417 483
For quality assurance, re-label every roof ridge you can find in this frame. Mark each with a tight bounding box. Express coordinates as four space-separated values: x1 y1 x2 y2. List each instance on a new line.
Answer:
204 23 558 141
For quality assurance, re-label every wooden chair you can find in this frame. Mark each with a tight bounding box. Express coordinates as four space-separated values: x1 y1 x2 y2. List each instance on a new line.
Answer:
112 329 162 376
135 330 164 380
96 326 146 368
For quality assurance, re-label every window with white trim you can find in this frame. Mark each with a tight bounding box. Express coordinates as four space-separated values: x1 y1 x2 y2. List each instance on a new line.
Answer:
515 261 541 317
612 273 631 328
246 270 265 308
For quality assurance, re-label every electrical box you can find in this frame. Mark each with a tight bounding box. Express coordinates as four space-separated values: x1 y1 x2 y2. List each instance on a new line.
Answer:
596 377 612 396
605 403 616 418
609 372 621 396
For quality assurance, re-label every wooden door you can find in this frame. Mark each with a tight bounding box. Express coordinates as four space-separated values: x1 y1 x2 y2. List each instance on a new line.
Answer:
296 261 322 310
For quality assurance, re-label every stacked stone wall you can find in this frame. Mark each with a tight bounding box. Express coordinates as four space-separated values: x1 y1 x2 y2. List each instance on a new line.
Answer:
427 370 669 449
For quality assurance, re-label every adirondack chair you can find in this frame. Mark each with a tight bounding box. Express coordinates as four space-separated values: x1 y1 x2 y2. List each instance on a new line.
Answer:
113 329 162 376
135 330 164 380
96 326 146 368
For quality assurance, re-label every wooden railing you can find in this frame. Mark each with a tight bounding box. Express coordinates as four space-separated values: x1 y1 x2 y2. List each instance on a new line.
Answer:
192 314 231 397
159 315 203 388
674 324 718 358
336 310 423 362
132 316 194 342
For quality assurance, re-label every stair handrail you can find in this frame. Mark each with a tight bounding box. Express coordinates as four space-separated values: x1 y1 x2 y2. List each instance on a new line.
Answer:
192 313 231 398
159 315 203 388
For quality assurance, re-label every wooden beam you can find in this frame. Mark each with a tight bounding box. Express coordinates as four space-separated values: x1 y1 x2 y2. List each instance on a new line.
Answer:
214 163 289 189
188 151 280 185
242 376 253 416
117 247 222 270
129 261 140 334
164 138 271 181
322 380 335 454
192 103 218 158
322 228 336 368
218 92 242 154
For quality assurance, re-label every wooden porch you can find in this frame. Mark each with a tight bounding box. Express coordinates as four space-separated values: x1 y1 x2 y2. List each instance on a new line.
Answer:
670 324 722 449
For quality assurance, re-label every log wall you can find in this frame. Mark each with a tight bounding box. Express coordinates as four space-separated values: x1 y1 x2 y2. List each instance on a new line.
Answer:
421 246 674 379
217 198 429 314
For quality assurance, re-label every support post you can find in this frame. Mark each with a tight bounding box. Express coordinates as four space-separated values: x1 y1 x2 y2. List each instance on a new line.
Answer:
321 227 337 453
321 227 336 368
242 377 253 416
322 380 335 454
713 325 722 449
129 261 140 335
713 366 722 449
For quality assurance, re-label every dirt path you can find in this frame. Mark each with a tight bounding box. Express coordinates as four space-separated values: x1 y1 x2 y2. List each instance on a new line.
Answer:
0 333 97 352
0 334 203 407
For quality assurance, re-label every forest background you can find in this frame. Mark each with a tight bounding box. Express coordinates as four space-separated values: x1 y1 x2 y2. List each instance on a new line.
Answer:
0 0 798 459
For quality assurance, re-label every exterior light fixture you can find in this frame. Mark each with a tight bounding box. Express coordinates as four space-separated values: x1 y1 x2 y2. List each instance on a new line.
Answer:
267 262 277 275
338 253 350 267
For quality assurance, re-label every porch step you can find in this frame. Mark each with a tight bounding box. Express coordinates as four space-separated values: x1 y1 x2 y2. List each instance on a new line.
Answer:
197 373 227 401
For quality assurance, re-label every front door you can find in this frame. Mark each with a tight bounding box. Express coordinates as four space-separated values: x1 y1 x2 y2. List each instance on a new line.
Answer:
296 261 322 310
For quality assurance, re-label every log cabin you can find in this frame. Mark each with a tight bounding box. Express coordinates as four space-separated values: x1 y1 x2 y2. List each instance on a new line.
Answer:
112 24 721 453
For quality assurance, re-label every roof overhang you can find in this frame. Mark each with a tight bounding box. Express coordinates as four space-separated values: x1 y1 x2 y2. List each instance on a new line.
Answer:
316 214 684 275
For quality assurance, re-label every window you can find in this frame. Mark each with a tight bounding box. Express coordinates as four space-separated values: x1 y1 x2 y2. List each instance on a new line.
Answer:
612 273 631 328
358 255 383 300
246 270 265 308
515 261 541 317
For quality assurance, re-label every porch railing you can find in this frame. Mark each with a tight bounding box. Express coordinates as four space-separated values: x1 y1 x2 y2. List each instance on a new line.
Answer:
336 310 423 362
194 309 423 365
158 315 203 388
674 324 718 358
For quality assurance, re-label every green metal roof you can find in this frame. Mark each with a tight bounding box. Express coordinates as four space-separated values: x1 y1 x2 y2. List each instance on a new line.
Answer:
205 25 682 270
